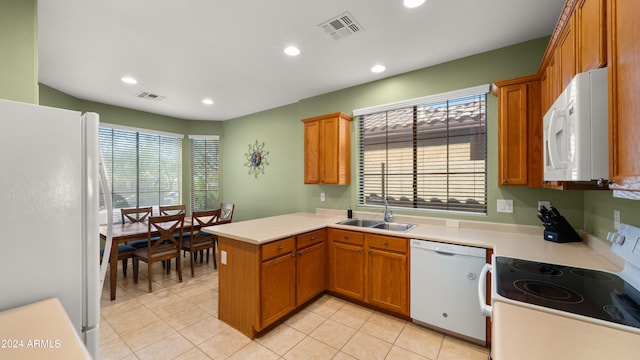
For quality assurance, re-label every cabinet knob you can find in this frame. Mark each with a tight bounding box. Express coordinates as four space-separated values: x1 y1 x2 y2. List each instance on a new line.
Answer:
344 235 348 240
298 251 302 256
368 249 372 254
310 236 315 240
383 241 388 246
502 179 507 184
291 253 296 258
359 248 363 253
277 246 283 251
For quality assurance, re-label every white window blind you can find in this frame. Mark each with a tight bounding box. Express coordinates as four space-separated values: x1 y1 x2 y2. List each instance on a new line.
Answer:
190 135 220 211
357 89 488 214
99 126 182 224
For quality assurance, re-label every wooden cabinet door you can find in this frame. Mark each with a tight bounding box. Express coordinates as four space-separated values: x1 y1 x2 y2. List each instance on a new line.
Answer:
296 241 325 306
330 241 364 300
577 0 606 73
320 116 339 184
498 83 528 186
558 12 576 91
303 120 320 184
608 0 640 190
261 253 296 328
365 235 408 315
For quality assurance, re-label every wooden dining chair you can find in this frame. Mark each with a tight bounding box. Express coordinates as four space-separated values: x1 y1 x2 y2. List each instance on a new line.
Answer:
159 204 186 216
218 203 235 224
182 209 221 276
132 213 185 293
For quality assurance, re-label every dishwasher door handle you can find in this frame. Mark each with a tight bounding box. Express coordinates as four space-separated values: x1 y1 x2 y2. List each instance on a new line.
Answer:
478 263 493 318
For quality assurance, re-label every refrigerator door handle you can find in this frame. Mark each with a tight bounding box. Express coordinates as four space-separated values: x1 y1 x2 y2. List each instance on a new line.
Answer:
98 152 113 287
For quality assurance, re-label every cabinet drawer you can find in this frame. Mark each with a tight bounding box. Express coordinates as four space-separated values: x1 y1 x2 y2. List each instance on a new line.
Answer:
330 229 364 246
366 234 407 253
261 237 295 261
297 229 326 249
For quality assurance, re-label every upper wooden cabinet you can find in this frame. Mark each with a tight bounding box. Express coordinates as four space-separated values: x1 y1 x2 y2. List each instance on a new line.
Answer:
301 112 352 185
494 75 542 187
558 12 576 91
577 0 607 73
608 0 640 191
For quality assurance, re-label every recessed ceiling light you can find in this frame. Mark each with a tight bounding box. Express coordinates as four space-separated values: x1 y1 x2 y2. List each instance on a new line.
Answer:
404 0 426 8
202 98 214 105
371 64 386 73
121 76 138 85
284 46 301 56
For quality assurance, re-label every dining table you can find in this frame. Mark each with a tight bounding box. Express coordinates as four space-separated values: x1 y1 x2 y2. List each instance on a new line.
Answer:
99 218 197 301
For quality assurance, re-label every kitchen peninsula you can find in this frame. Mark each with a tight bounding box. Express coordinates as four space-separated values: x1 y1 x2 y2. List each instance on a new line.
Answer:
204 210 621 342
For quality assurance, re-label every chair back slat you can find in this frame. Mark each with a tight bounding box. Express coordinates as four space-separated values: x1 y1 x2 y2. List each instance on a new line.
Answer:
147 213 185 252
191 209 221 238
159 204 186 216
121 207 153 223
219 203 235 224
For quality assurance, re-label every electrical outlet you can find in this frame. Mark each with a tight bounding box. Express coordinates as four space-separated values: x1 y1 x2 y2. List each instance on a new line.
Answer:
221 250 227 265
497 199 513 213
538 201 551 210
614 209 620 230
320 192 326 202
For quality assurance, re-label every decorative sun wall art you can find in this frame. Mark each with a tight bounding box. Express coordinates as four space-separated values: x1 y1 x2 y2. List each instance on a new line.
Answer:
244 140 270 178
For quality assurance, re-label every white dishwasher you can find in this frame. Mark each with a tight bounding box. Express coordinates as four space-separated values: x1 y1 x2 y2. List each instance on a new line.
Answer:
410 239 486 343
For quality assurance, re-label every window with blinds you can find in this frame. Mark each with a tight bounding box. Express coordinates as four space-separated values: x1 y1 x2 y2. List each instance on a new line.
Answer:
190 136 220 212
99 125 182 224
356 86 488 214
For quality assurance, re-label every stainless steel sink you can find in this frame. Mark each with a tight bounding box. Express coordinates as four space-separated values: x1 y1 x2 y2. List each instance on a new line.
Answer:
336 218 416 233
337 218 381 227
370 222 417 232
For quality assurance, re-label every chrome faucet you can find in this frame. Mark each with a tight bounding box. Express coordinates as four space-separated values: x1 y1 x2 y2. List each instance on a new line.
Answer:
370 196 393 222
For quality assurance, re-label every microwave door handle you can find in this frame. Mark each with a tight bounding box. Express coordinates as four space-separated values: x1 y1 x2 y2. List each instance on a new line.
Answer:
547 108 568 169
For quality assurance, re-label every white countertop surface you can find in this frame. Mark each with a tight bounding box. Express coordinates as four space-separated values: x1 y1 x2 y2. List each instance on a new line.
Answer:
203 210 621 272
0 298 91 360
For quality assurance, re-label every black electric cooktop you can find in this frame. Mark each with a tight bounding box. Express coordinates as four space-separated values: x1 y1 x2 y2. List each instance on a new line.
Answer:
495 256 640 330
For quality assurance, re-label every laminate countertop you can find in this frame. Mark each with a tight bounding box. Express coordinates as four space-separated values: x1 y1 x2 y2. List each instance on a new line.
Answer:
203 210 621 272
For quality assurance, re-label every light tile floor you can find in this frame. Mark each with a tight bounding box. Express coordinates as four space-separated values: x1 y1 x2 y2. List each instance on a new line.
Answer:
100 253 490 360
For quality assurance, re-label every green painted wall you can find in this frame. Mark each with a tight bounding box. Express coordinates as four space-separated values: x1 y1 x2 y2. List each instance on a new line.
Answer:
219 103 303 221
0 0 37 103
584 191 640 241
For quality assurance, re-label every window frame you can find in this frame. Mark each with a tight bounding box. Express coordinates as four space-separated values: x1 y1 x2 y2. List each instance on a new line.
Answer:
355 85 489 215
189 135 221 212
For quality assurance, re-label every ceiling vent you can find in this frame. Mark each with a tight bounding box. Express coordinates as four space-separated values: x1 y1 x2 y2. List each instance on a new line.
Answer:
318 12 363 40
136 91 165 101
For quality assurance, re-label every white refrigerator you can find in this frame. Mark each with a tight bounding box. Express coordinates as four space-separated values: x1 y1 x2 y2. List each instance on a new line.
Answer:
0 99 109 358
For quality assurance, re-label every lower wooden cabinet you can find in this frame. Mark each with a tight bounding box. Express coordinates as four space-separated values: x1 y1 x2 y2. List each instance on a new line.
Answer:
261 249 296 328
328 229 365 300
296 230 326 306
365 234 408 315
328 229 409 316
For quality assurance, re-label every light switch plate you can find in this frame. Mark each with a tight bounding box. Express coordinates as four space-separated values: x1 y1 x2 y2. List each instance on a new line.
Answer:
497 199 513 213
614 209 620 230
320 192 326 202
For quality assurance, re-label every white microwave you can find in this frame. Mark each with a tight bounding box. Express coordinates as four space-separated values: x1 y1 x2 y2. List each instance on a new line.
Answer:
543 67 609 182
